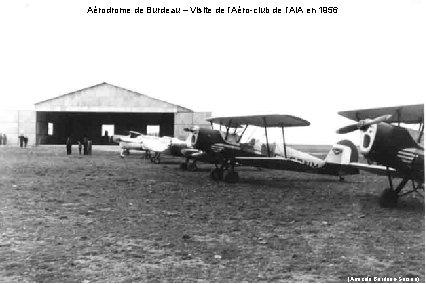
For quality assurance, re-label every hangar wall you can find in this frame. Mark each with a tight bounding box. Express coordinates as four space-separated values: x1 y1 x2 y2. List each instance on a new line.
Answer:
1 83 211 146
35 82 191 113
0 110 36 145
36 112 176 144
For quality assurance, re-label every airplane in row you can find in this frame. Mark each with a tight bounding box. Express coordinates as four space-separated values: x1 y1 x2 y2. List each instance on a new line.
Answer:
113 131 190 163
180 105 424 207
180 114 360 182
114 104 424 208
336 104 424 207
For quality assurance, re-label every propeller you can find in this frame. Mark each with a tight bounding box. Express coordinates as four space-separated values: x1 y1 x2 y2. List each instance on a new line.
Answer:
183 126 200 133
337 114 392 134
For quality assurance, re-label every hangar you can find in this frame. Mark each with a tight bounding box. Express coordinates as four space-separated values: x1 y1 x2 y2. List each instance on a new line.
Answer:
0 82 211 145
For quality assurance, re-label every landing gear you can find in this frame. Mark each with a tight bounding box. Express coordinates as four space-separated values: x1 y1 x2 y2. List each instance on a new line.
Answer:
180 159 198 171
380 174 424 208
120 149 130 158
210 160 239 183
223 169 239 183
210 168 223 181
144 151 151 159
150 152 161 164
187 162 198 172
379 188 398 208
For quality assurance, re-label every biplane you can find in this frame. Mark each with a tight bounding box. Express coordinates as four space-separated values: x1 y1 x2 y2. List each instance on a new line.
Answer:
181 114 359 182
337 104 424 207
113 131 190 163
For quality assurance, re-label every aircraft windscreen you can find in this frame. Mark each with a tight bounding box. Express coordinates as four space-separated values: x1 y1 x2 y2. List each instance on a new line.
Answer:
235 126 287 156
211 123 289 155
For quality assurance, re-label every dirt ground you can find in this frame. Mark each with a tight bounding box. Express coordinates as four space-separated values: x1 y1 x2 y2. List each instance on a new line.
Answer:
0 146 424 282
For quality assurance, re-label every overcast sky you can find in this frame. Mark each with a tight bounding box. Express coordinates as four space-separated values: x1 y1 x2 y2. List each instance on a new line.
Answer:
1 0 424 144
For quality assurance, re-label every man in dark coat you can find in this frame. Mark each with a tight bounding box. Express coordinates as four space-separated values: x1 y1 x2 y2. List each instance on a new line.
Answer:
18 134 24 148
88 139 92 155
66 137 72 155
83 137 88 155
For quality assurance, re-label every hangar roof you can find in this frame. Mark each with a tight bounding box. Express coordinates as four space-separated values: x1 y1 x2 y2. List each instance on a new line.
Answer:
35 82 193 113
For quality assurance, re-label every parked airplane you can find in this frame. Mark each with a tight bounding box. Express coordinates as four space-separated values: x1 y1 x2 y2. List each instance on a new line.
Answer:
337 104 424 207
113 131 190 163
181 114 359 182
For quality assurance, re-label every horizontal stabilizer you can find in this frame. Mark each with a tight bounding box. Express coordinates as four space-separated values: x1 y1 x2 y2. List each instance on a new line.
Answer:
348 162 399 177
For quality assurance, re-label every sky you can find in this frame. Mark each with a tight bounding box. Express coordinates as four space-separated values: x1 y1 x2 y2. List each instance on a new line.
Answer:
0 0 425 144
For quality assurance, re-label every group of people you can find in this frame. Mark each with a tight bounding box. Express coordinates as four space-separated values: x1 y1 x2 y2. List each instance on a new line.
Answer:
0 133 7 145
66 137 92 155
18 134 29 148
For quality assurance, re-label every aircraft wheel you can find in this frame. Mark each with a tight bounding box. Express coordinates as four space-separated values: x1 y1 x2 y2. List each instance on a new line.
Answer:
187 163 198 172
210 168 223 181
223 170 239 183
125 149 130 155
379 188 398 208
180 162 188 170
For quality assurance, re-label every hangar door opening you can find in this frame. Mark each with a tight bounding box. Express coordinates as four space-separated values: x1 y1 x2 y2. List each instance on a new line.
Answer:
36 112 174 144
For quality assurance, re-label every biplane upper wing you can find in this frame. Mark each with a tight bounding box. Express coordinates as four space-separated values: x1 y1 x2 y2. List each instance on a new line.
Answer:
206 114 310 128
338 104 424 124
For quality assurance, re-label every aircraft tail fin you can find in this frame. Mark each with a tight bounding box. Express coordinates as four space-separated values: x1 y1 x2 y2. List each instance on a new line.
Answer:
323 139 359 176
325 139 359 165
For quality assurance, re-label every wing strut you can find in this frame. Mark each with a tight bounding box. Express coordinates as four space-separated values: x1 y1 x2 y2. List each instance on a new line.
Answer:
225 119 232 140
418 121 424 143
263 117 270 157
281 126 287 158
396 109 401 126
237 124 248 143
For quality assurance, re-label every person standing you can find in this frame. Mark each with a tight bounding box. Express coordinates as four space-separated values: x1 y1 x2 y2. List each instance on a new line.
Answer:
18 134 24 148
83 137 88 155
23 137 28 148
0 133 3 145
66 137 72 155
2 134 6 145
104 130 109 144
78 141 82 155
87 139 92 155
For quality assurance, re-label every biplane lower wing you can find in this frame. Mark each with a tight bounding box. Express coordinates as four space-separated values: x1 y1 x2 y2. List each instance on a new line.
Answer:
347 162 400 177
235 156 359 176
236 157 318 172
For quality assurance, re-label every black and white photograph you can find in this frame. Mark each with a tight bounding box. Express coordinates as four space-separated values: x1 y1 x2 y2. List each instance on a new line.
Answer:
0 0 424 282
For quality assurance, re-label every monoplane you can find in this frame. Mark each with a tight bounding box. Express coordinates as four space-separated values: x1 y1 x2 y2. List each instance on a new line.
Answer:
181 114 360 182
113 131 190 163
337 104 424 207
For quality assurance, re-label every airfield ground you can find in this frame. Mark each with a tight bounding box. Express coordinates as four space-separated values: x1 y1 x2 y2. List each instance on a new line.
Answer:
0 146 424 282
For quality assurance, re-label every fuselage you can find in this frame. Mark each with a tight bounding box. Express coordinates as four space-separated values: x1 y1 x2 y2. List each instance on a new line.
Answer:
191 128 358 176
